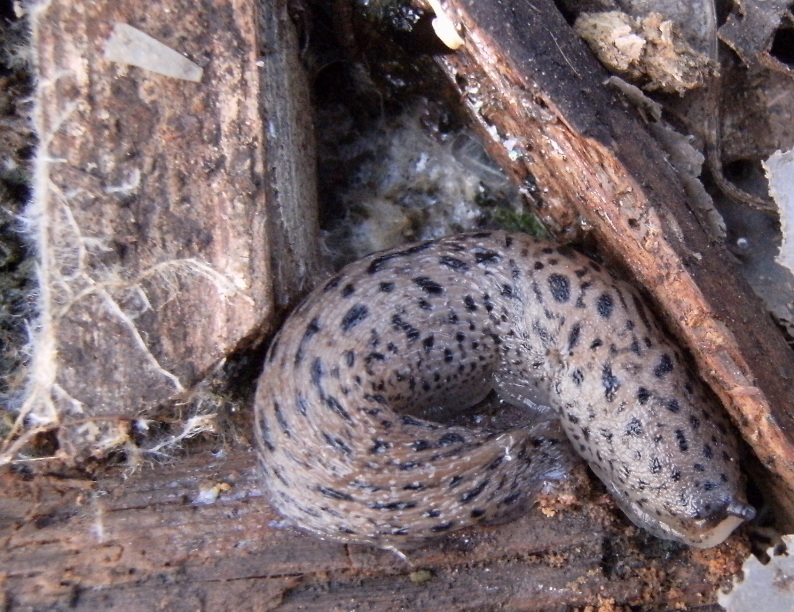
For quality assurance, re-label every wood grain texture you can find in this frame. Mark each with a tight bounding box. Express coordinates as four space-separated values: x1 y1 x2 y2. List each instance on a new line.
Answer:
0 444 748 610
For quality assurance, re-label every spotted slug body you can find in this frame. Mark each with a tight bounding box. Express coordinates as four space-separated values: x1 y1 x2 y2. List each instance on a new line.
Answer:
255 231 754 549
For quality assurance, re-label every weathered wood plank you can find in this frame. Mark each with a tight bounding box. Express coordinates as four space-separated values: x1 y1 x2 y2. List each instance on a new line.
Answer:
0 445 748 609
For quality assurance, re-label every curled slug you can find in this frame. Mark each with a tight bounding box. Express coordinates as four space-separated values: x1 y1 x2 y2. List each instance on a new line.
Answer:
254 231 755 549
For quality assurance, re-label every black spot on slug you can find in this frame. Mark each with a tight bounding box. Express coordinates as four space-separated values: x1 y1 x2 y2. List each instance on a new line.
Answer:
367 242 434 274
597 292 614 319
369 439 391 454
368 254 396 274
323 432 352 455
460 480 488 503
273 401 290 437
324 395 353 423
370 501 417 511
392 314 420 342
654 354 674 378
341 304 369 332
438 432 465 446
412 439 431 452
296 396 310 416
413 276 443 295
317 486 353 502
449 475 465 488
364 393 387 405
323 274 342 292
365 352 385 366
310 358 324 387
568 322 581 351
474 249 501 264
295 317 322 365
439 256 470 272
401 415 436 428
303 317 321 339
258 415 274 451
430 521 455 533
637 387 651 404
675 429 689 452
625 417 643 436
502 491 522 505
548 273 571 303
379 281 395 293
602 364 620 401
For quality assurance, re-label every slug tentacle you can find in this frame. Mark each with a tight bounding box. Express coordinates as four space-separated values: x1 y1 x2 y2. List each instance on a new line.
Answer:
254 231 753 548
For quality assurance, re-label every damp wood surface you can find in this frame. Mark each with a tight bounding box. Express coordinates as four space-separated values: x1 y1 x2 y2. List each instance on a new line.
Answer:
437 0 794 529
0 444 746 610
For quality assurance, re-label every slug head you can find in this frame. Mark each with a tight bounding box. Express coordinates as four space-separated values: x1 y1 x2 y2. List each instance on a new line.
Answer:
608 478 756 548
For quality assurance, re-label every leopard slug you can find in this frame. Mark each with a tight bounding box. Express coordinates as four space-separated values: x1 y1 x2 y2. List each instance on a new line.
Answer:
254 231 755 549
